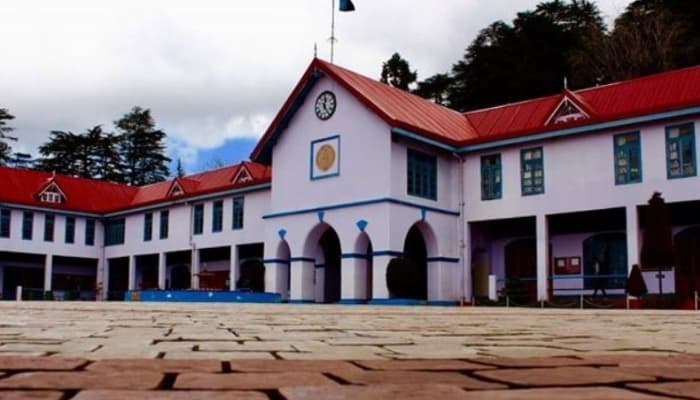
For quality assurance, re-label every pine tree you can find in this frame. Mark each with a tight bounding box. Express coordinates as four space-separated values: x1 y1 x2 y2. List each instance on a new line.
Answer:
0 108 17 165
115 106 170 186
380 53 417 91
36 130 84 176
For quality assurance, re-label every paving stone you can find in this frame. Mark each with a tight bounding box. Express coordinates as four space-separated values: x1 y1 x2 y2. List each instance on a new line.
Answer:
628 382 700 400
174 371 338 390
280 383 471 400
0 371 163 390
331 370 506 389
198 341 295 352
87 358 222 373
602 366 700 380
474 356 612 368
355 359 492 371
474 366 655 387
457 387 671 400
580 354 700 367
163 351 275 360
71 390 269 400
229 359 364 373
0 356 86 371
0 391 65 400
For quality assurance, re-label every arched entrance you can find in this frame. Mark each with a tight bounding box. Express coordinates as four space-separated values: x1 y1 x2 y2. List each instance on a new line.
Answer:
674 227 700 299
583 232 627 292
504 238 537 302
170 264 190 290
387 223 431 300
354 232 373 300
319 228 342 303
276 240 291 299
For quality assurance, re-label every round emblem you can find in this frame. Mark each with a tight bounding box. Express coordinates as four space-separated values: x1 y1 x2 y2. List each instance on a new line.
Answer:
315 144 336 171
314 91 336 120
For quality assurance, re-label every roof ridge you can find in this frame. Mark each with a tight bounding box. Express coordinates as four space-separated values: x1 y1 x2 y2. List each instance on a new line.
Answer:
574 64 700 94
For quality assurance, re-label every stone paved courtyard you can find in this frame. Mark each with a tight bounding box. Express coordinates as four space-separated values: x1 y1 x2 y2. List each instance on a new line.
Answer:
0 302 698 399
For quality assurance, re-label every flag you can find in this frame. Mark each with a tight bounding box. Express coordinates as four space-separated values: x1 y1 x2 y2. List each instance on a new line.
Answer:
339 0 355 12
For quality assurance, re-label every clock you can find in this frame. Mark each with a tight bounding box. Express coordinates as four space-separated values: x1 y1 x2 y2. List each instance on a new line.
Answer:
314 91 336 120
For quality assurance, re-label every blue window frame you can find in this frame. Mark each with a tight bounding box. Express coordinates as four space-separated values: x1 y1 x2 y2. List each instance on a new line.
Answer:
22 211 33 240
143 213 153 241
0 209 10 238
85 219 95 246
212 200 223 233
44 214 54 242
65 216 75 244
614 132 642 185
521 147 544 195
666 123 696 179
160 210 169 239
481 154 502 200
232 197 244 230
193 204 204 235
407 148 437 200
105 218 125 246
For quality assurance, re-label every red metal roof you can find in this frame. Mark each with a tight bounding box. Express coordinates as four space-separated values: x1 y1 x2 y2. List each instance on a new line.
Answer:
0 161 271 214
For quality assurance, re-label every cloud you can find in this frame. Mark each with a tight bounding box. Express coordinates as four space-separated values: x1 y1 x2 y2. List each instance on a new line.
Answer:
1 0 633 160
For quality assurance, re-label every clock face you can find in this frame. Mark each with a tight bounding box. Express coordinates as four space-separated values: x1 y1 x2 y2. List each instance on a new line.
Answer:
314 91 336 120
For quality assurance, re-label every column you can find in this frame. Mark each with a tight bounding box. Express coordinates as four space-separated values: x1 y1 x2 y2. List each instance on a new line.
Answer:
95 257 105 301
103 259 110 300
191 249 200 289
229 245 238 291
340 257 360 302
128 256 136 291
626 205 640 273
428 260 460 303
462 223 473 302
158 253 166 290
371 254 392 301
289 260 314 302
44 254 53 292
536 214 549 301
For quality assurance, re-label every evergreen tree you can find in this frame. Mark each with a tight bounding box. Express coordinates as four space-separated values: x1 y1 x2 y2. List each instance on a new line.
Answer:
8 152 33 169
36 130 85 176
413 73 451 105
0 108 17 165
115 106 170 186
380 53 417 91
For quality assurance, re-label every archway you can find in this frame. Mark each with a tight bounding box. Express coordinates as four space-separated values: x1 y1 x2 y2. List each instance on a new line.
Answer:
387 223 432 300
354 232 373 300
583 232 627 292
674 227 700 299
276 240 291 299
319 228 342 303
504 238 537 302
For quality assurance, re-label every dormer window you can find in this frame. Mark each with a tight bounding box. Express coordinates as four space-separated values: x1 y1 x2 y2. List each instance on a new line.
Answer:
233 166 253 184
38 182 65 204
168 182 184 197
548 98 588 125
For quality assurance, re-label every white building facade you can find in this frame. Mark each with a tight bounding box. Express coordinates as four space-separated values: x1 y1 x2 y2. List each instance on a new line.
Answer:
1 59 699 305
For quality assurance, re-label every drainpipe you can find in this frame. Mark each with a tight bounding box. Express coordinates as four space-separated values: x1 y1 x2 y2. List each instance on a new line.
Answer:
187 202 197 289
452 152 467 305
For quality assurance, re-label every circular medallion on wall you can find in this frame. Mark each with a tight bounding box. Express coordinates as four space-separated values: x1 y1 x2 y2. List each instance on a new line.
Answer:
315 144 336 171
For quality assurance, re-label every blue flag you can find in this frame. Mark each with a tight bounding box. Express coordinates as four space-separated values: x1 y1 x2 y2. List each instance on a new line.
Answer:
339 0 355 12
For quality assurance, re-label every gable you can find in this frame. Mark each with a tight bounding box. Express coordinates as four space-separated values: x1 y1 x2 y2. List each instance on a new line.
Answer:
37 181 66 204
167 181 185 197
546 96 589 125
233 165 253 184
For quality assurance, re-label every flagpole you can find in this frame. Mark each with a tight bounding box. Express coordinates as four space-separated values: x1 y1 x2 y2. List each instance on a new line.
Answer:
330 0 336 63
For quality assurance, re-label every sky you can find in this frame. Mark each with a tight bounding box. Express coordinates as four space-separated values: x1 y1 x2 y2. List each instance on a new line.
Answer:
1 0 633 174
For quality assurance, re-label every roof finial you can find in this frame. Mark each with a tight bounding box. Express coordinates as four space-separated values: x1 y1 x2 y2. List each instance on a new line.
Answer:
563 76 568 90
51 170 56 178
314 42 318 58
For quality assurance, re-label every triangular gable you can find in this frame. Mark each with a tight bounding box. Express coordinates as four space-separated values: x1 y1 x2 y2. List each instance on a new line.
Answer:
232 164 253 184
167 180 185 197
36 180 66 204
546 92 592 125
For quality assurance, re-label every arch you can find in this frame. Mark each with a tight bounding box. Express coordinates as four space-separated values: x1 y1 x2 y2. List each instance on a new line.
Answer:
303 223 342 303
582 232 627 292
276 240 291 299
354 232 373 300
387 221 435 300
674 226 700 298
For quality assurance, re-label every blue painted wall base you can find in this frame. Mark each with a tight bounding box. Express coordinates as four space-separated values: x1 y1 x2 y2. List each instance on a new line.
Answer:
124 290 282 303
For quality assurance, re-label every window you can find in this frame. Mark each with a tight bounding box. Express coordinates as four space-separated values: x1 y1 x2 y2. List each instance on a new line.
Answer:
481 154 502 200
22 211 33 240
39 183 64 204
1 209 11 238
521 147 544 195
105 218 125 246
85 219 95 246
407 148 437 200
666 123 696 179
232 197 244 230
65 217 75 244
212 200 223 233
160 210 169 239
193 204 204 235
143 213 153 241
44 214 55 242
614 132 642 184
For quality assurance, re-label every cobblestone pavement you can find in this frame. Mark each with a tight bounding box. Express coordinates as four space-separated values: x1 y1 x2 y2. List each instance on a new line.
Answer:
0 302 698 399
